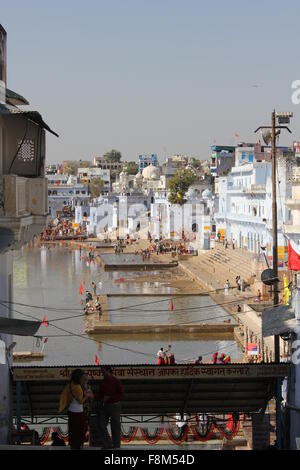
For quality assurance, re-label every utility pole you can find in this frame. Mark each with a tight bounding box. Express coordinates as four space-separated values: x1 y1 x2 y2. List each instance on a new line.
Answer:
271 110 280 361
255 110 292 450
271 109 281 450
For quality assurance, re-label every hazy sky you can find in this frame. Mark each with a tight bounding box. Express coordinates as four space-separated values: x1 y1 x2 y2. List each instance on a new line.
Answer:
2 0 300 163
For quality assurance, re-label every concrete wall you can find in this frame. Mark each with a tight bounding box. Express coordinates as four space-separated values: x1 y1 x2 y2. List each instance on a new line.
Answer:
0 252 13 444
2 175 48 217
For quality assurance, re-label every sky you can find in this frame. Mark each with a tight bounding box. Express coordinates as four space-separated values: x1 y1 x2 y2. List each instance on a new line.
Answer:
1 0 300 163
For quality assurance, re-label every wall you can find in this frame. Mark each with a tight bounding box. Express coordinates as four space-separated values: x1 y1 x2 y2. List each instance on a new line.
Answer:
0 251 13 444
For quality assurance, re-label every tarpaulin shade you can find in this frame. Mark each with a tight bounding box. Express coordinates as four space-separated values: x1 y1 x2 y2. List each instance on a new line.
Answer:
0 317 41 336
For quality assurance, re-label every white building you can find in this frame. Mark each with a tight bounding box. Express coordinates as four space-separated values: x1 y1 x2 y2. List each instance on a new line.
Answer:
48 178 90 218
214 156 293 258
284 166 300 242
151 189 211 247
77 167 110 192
76 192 152 238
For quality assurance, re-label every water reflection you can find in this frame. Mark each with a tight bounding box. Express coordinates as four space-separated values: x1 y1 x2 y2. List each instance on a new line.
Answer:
12 245 242 366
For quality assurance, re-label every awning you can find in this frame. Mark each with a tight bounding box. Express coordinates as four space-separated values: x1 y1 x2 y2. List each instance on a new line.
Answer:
12 363 290 418
6 88 29 106
0 317 41 336
0 103 59 137
262 305 295 337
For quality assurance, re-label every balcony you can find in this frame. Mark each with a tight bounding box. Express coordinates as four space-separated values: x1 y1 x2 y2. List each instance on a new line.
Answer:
285 199 300 209
243 184 266 194
0 175 50 251
284 224 300 235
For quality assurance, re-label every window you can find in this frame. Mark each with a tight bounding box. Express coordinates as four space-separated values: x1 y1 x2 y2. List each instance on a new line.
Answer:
17 139 35 162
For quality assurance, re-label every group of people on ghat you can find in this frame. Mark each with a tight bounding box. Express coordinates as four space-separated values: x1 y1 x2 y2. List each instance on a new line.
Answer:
83 284 102 317
156 349 232 365
212 352 231 364
59 366 124 450
156 345 176 365
41 219 84 241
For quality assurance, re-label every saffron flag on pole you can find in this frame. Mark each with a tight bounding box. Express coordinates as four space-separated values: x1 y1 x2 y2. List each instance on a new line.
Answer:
288 240 300 271
95 355 100 366
42 315 48 328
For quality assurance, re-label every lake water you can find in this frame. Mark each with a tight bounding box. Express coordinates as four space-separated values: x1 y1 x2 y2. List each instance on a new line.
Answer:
12 244 242 366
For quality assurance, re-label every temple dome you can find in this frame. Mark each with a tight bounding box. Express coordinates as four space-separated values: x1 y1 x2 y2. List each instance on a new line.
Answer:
142 164 160 180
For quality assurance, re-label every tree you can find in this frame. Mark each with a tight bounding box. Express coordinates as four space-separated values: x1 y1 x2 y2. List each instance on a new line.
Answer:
168 168 196 206
88 178 104 199
124 162 138 175
190 158 201 169
104 149 122 163
63 160 93 175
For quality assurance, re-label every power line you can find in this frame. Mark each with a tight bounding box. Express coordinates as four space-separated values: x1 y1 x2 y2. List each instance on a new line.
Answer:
4 297 288 362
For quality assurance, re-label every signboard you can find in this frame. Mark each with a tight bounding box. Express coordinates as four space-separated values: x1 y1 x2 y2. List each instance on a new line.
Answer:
13 364 290 382
247 343 258 356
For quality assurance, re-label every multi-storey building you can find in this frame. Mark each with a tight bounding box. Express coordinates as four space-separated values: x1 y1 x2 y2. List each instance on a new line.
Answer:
210 145 235 179
138 154 158 173
77 167 110 192
284 166 300 242
47 176 89 218
93 155 123 172
214 149 294 258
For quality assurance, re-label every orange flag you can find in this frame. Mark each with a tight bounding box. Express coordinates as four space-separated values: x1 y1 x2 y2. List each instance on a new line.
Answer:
95 355 100 366
79 284 83 295
42 315 48 327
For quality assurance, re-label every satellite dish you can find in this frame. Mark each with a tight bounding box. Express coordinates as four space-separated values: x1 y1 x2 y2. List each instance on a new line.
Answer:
261 268 278 286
